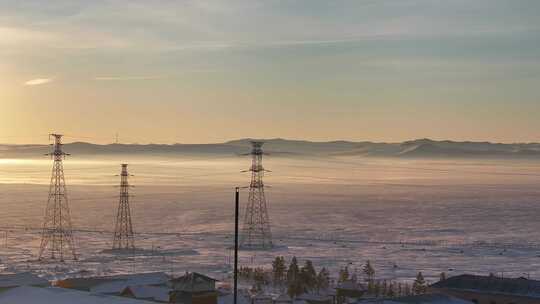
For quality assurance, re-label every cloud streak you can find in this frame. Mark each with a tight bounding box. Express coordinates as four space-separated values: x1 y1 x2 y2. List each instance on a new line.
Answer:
24 78 53 86
93 76 165 81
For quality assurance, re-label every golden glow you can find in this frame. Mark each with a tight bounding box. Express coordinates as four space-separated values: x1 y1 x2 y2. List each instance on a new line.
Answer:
1 1 539 144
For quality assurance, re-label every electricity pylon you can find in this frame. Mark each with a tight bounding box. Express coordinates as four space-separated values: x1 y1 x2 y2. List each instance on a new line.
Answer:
38 134 77 261
112 164 135 250
240 141 273 249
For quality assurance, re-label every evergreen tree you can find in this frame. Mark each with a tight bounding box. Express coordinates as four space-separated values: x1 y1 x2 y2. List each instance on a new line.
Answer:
300 260 317 291
316 267 330 293
367 280 375 295
405 283 412 296
240 266 254 280
351 272 358 283
387 281 396 298
287 257 300 284
374 280 381 298
272 256 287 286
439 272 447 282
381 280 388 296
363 261 375 282
253 267 268 286
338 266 350 282
251 283 261 294
412 272 427 295
287 257 303 298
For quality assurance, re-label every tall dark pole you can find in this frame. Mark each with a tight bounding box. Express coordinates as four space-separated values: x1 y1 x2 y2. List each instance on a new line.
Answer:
234 187 240 304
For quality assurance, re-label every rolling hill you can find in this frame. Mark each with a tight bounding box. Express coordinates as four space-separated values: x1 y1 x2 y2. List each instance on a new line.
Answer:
1 138 539 159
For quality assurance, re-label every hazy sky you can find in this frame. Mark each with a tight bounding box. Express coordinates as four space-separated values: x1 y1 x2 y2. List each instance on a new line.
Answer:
1 0 539 144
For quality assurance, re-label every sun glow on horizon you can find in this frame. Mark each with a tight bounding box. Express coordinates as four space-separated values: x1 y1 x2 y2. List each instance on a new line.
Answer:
1 1 539 144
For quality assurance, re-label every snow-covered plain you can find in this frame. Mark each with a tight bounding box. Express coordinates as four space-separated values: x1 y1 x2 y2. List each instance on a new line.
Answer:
1 155 540 283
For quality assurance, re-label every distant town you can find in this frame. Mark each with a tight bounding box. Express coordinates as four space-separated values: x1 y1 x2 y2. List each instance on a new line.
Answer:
0 261 539 303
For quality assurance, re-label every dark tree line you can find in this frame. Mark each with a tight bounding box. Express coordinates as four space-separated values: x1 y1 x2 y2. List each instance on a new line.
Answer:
282 256 331 297
239 257 430 299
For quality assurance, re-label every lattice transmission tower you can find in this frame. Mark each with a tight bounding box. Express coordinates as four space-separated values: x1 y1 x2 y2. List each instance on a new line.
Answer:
240 141 273 249
112 164 135 250
38 134 77 261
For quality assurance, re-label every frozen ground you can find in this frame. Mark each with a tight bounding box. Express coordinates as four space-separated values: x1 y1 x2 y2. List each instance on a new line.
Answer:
1 155 540 283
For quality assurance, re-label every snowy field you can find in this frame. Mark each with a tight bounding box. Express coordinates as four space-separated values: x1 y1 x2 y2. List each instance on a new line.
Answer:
1 155 540 283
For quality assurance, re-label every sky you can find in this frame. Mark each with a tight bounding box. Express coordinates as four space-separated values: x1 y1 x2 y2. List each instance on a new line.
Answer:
1 0 540 144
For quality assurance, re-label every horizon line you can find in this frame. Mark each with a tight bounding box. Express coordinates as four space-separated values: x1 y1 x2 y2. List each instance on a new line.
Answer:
1 137 540 146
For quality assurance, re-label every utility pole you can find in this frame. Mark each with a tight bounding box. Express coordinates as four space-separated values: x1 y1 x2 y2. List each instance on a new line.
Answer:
38 134 77 261
234 187 239 304
112 164 135 250
240 141 273 249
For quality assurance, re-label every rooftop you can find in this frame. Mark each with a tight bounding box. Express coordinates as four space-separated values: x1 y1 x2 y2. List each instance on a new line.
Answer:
170 272 218 283
430 274 540 298
0 272 49 288
59 272 169 291
0 286 155 304
218 293 251 304
358 293 470 304
297 293 334 302
170 272 218 293
123 285 171 302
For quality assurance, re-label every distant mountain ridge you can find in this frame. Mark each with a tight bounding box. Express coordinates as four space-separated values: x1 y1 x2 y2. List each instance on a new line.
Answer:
1 138 540 159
